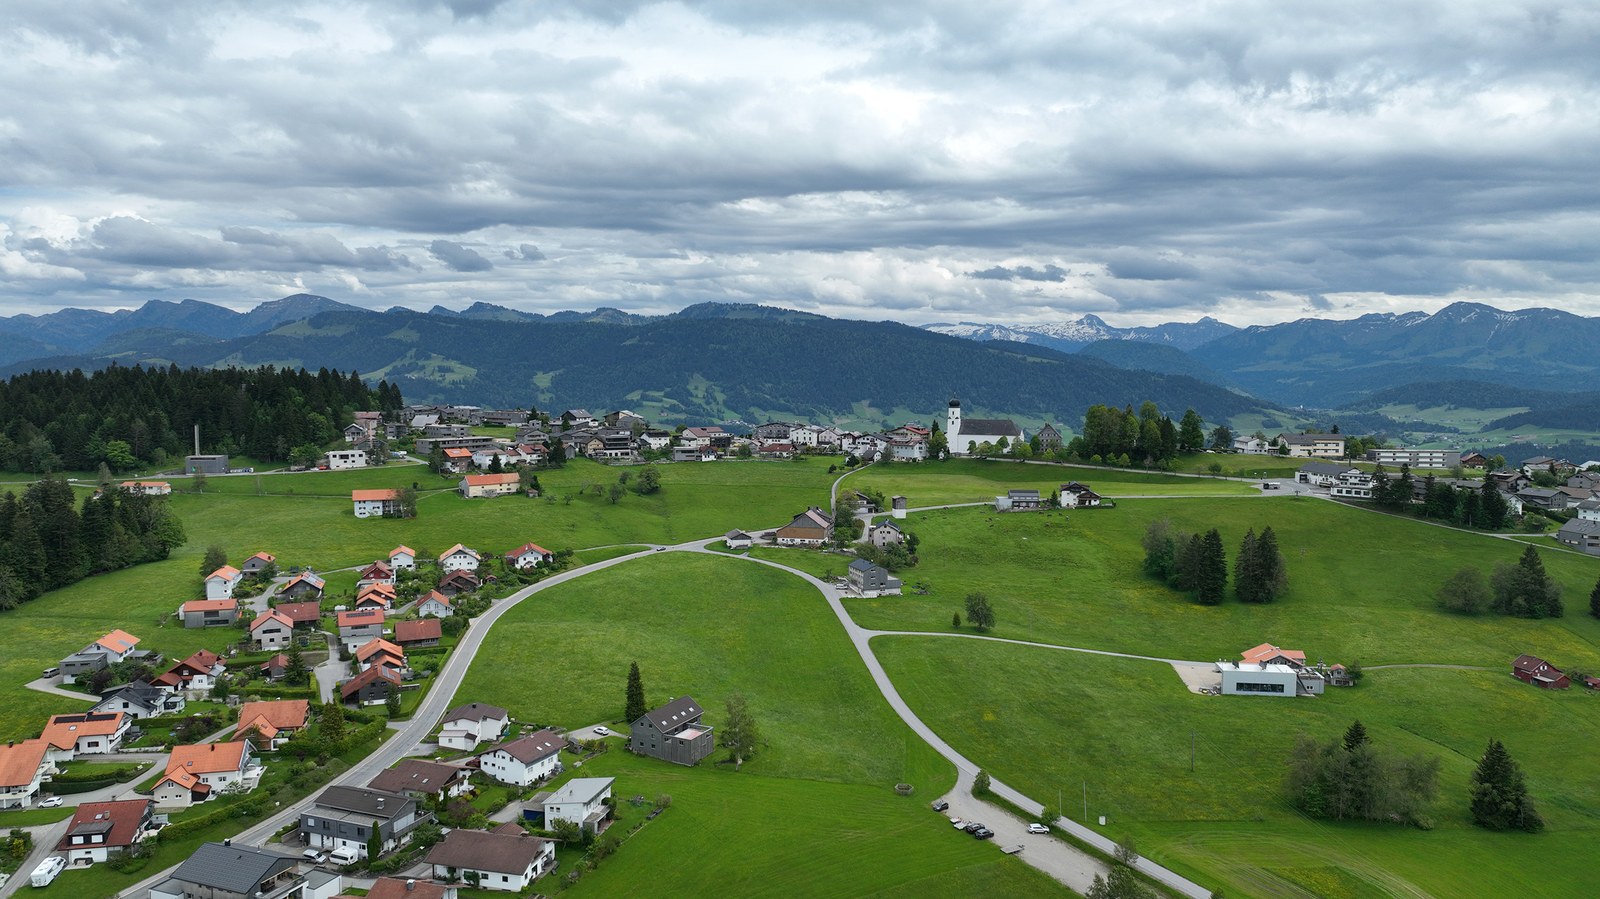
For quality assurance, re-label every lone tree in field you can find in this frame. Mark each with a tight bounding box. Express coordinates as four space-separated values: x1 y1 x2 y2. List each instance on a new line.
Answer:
1470 739 1544 833
721 693 760 771
1589 574 1600 620
200 544 228 577
964 592 996 631
1342 719 1369 752
633 465 661 494
625 661 647 724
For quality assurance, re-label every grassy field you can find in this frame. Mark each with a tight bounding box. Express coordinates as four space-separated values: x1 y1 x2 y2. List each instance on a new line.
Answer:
561 751 1063 899
846 458 1257 507
843 499 1600 672
875 636 1600 899
450 553 1066 896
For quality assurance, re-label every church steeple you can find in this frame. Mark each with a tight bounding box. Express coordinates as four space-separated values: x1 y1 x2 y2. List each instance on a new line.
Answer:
946 397 961 436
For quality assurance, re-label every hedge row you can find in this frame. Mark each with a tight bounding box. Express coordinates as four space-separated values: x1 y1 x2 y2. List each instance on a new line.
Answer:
155 793 273 843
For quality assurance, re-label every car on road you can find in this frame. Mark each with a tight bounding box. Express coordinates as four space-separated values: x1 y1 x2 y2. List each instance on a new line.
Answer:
950 818 965 829
41 667 58 679
931 799 949 812
1027 823 1050 834
973 828 995 840
301 850 327 864
593 726 611 736
37 796 63 808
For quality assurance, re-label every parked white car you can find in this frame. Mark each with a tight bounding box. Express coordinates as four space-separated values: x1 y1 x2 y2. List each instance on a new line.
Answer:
37 796 62 808
1027 823 1050 834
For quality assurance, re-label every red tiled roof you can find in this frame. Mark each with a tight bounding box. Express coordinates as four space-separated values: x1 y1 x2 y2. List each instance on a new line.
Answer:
337 607 385 628
462 473 519 487
181 598 238 614
506 542 552 559
207 565 241 581
277 601 323 623
250 609 294 632
56 800 151 850
352 489 400 501
236 699 309 739
341 665 401 699
395 619 442 644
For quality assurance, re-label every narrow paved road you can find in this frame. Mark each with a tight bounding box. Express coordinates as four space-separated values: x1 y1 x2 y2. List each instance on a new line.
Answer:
681 541 1213 898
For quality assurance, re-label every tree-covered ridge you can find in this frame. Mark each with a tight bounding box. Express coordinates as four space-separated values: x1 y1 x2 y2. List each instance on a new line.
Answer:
0 364 402 473
0 476 186 610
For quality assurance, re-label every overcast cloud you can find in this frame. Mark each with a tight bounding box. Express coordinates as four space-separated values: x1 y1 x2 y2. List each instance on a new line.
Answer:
1 0 1597 326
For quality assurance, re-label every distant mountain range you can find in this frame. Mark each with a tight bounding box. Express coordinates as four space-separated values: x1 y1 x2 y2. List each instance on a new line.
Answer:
5 295 1600 437
923 314 1237 352
0 297 1273 428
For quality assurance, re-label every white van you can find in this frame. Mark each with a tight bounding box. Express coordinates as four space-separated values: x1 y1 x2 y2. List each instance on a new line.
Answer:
328 846 359 866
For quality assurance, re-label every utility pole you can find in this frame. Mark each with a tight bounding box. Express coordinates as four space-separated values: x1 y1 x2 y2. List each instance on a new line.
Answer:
1191 730 1196 773
1082 782 1087 823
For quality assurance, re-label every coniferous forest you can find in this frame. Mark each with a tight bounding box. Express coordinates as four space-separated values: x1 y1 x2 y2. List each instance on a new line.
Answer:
0 476 186 610
0 364 403 473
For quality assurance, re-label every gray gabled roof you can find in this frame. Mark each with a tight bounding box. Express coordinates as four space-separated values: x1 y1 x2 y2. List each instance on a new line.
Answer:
170 842 300 893
1558 519 1600 537
848 558 884 573
958 418 1022 437
640 696 703 731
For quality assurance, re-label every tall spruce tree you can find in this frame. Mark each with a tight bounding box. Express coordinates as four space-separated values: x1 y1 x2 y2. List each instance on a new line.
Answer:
1470 739 1543 832
1342 719 1370 752
1480 480 1508 529
1177 409 1205 453
1196 529 1227 605
1256 526 1287 602
625 661 647 723
1234 528 1260 603
1172 532 1203 593
1590 575 1600 620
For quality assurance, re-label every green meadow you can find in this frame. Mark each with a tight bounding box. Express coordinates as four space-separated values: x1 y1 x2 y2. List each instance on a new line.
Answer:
875 637 1600 899
846 458 1256 507
452 553 1067 896
843 499 1600 671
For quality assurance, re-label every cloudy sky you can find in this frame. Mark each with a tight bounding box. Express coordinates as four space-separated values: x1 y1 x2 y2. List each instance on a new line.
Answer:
2 1 1597 326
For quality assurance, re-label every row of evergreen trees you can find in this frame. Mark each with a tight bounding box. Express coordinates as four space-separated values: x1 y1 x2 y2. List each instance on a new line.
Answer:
0 364 400 473
1076 402 1208 467
1371 464 1512 530
0 476 185 611
1141 520 1288 605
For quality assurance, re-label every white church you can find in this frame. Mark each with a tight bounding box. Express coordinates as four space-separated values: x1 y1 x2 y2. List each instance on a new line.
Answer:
946 398 1025 456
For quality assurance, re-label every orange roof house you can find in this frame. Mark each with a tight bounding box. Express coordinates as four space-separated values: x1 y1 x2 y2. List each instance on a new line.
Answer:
94 630 141 656
1240 643 1308 668
236 699 310 742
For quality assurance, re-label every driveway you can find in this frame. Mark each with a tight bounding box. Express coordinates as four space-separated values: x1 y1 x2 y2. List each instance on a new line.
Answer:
22 677 97 703
313 632 344 703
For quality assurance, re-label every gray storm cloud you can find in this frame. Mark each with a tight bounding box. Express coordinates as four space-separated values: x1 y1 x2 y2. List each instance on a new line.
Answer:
0 0 1595 325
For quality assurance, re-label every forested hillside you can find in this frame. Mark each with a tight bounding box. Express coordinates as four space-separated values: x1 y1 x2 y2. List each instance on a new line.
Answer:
0 477 185 610
141 308 1277 426
0 365 401 473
